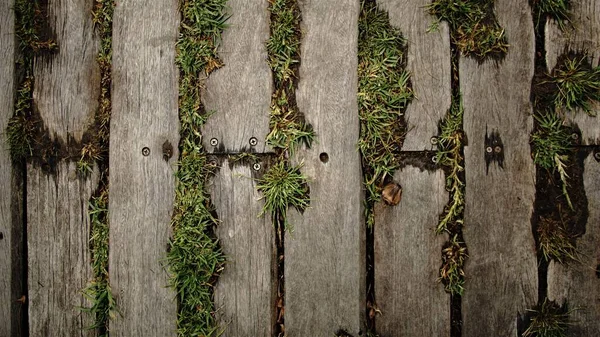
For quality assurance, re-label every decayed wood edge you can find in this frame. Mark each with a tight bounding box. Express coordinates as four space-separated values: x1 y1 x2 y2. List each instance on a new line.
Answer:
201 0 272 153
1 0 24 335
461 1 538 336
108 0 179 335
377 0 452 151
208 158 275 337
27 162 97 336
545 0 600 145
284 0 364 335
374 168 450 336
547 154 600 336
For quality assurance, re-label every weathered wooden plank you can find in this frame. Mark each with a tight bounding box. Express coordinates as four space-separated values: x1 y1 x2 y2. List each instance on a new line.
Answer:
285 0 364 335
461 0 538 335
208 158 274 337
28 0 100 335
0 0 24 335
109 0 179 335
201 0 272 153
547 153 600 336
546 1 600 144
377 0 451 150
374 167 449 336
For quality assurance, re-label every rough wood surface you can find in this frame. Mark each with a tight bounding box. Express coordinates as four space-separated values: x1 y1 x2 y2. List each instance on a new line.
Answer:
27 0 100 335
27 163 97 336
109 0 179 335
209 158 275 337
374 168 449 336
377 0 451 151
546 1 600 145
0 0 24 335
461 0 538 335
285 0 364 335
201 0 272 153
547 154 600 336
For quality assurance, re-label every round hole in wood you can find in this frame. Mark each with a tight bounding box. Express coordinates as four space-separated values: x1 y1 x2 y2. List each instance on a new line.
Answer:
319 152 329 163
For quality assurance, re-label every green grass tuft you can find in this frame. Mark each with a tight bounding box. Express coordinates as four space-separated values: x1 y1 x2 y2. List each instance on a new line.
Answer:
358 0 414 227
428 0 508 59
551 55 600 116
7 78 36 161
523 299 573 337
537 216 578 264
439 235 468 295
531 0 571 30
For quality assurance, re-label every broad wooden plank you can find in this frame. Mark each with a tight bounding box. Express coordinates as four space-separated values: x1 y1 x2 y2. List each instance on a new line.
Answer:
377 0 451 150
109 0 179 335
547 153 600 336
374 168 449 336
209 158 275 337
461 0 538 335
201 0 272 153
546 1 600 144
28 0 100 334
285 0 364 335
0 0 24 335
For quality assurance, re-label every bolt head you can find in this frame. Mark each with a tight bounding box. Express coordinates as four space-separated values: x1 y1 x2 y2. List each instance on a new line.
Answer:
142 147 150 156
249 137 258 146
486 146 493 153
210 138 218 146
253 163 261 171
494 146 502 153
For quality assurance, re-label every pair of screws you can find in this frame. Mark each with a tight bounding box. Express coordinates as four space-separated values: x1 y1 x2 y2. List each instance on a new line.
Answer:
209 137 258 147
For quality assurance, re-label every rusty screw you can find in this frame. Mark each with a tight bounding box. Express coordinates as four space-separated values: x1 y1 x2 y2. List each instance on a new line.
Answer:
142 147 150 156
210 138 219 146
494 146 502 153
249 137 258 146
571 133 579 141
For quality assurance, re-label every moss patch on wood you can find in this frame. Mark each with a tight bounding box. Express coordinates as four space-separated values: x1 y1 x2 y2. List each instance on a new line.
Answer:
167 0 228 335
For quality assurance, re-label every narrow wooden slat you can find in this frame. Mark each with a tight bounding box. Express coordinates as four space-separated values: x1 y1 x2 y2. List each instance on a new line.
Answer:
0 0 24 335
374 168 449 336
201 0 272 153
109 0 179 334
377 0 451 151
27 0 99 335
209 158 275 337
546 1 600 144
285 0 364 335
461 0 538 335
547 154 600 336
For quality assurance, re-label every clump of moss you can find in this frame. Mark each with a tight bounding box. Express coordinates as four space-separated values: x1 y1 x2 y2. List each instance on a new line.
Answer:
522 299 573 337
358 0 414 227
428 0 508 60
167 1 228 335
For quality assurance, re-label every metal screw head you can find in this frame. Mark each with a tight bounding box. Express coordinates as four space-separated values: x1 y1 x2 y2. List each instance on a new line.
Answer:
142 147 150 156
432 155 439 163
249 137 258 146
430 137 439 145
571 133 579 140
210 138 219 146
253 163 261 171
486 146 493 153
594 151 600 162
494 146 502 153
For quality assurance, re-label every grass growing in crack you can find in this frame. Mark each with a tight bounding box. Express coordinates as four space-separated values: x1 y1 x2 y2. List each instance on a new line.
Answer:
522 299 573 337
551 55 600 116
358 0 414 227
428 0 508 60
531 0 570 29
7 78 36 161
266 0 314 155
439 235 468 295
167 0 228 335
537 216 578 264
257 161 310 231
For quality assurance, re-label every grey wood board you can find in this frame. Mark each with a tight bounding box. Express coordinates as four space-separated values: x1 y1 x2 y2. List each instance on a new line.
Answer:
27 162 97 336
33 0 100 142
201 0 272 153
547 153 600 336
377 0 452 151
546 0 600 145
0 0 24 335
285 0 364 335
109 0 179 335
461 0 538 335
209 159 275 337
374 168 450 336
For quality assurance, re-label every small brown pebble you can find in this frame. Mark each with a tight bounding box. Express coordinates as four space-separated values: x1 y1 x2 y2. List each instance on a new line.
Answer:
382 182 402 206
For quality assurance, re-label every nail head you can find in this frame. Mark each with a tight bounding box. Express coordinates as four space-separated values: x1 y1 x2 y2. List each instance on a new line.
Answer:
210 138 219 146
486 146 493 153
494 146 502 153
142 147 150 156
253 163 261 171
249 137 258 146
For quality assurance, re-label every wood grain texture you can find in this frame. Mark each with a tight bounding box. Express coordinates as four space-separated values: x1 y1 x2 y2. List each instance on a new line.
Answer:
209 158 275 337
34 0 99 142
109 0 179 335
547 154 600 336
201 0 272 153
374 168 449 336
27 163 97 336
377 0 451 151
546 1 600 145
0 0 24 335
461 0 538 335
285 0 364 335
